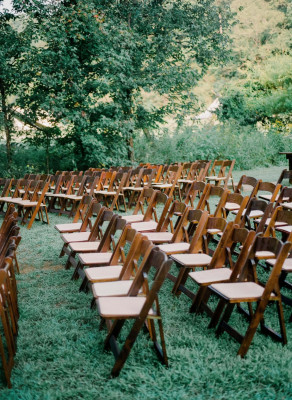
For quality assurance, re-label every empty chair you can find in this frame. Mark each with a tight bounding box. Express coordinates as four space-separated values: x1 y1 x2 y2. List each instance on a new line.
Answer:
96 247 172 377
208 236 291 357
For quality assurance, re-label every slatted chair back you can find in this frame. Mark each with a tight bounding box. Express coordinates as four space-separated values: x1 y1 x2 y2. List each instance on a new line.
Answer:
143 191 171 223
158 200 187 233
121 237 154 280
0 261 17 388
132 187 155 215
235 175 260 197
88 208 114 242
0 179 12 198
263 206 292 239
107 225 139 266
239 198 273 231
197 185 228 215
277 169 292 185
72 195 94 223
214 192 249 224
184 181 208 207
275 187 292 207
257 181 282 203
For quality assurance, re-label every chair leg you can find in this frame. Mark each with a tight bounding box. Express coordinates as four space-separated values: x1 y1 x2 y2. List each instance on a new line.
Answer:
189 286 208 314
111 318 145 377
215 303 235 337
172 266 188 296
276 299 287 344
237 306 264 357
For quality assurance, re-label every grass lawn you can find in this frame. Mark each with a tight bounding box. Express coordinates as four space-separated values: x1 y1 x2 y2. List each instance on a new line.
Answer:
0 166 291 399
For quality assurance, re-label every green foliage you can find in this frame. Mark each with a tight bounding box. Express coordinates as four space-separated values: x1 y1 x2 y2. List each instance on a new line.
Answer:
213 0 292 126
134 123 291 169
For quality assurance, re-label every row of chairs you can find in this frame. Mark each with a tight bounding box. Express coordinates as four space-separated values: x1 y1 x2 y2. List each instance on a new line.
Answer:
0 206 21 387
54 182 292 377
1 163 291 230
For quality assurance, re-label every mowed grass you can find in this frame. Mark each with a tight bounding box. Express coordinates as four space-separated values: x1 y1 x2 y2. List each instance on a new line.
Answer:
0 166 292 399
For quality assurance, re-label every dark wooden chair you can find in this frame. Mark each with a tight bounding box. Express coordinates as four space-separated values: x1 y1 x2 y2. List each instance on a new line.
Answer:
208 236 291 357
96 247 172 377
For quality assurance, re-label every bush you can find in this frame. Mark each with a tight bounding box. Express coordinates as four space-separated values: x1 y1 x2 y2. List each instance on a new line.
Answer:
134 122 291 169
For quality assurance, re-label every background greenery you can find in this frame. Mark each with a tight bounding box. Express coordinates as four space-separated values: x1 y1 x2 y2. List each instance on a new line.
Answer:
0 0 291 176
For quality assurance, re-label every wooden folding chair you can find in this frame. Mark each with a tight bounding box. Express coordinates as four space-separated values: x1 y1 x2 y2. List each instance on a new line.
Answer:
96 172 128 211
126 168 156 209
142 201 188 244
189 228 255 316
67 214 125 273
197 185 228 216
129 192 172 232
184 181 208 208
72 217 128 281
54 196 95 234
152 164 183 199
239 198 274 231
60 206 111 262
170 216 228 297
0 259 18 388
215 192 249 224
121 188 155 224
205 159 235 190
96 247 172 377
208 236 291 357
89 237 153 301
13 181 50 229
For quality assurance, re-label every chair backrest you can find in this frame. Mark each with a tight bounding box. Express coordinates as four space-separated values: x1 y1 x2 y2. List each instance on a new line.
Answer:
215 192 249 224
198 185 228 215
277 169 292 185
132 187 155 215
264 206 292 238
127 247 172 301
88 207 112 241
257 181 282 202
240 198 273 230
184 181 207 207
275 187 292 207
143 191 171 223
158 201 187 233
235 175 260 196
97 215 127 253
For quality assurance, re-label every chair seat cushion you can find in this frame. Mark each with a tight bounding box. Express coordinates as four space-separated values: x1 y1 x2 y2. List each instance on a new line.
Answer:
69 241 100 252
276 225 292 234
92 280 133 298
61 231 90 244
54 222 82 233
97 297 154 319
171 253 212 266
17 200 38 207
95 190 117 195
189 268 232 285
253 217 287 227
266 257 292 272
122 214 144 223
85 265 123 282
224 202 240 211
131 221 158 232
210 282 273 301
144 232 173 243
78 252 112 265
255 251 276 259
158 242 190 254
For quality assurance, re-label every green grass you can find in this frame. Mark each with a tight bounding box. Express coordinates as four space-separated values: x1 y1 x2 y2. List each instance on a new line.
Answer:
0 166 292 399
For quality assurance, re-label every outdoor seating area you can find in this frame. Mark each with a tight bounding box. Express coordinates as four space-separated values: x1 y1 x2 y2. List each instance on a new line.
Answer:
0 162 291 392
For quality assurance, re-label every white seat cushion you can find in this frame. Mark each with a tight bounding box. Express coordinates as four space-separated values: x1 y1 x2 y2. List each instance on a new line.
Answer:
171 253 212 266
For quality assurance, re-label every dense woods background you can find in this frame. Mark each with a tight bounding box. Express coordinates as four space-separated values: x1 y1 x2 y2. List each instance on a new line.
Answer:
0 0 291 176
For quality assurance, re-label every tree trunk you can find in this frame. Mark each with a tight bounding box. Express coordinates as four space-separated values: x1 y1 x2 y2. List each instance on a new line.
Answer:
0 79 12 167
127 136 134 163
46 134 50 174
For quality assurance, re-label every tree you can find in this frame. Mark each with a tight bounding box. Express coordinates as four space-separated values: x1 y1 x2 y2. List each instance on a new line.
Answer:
12 0 231 168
